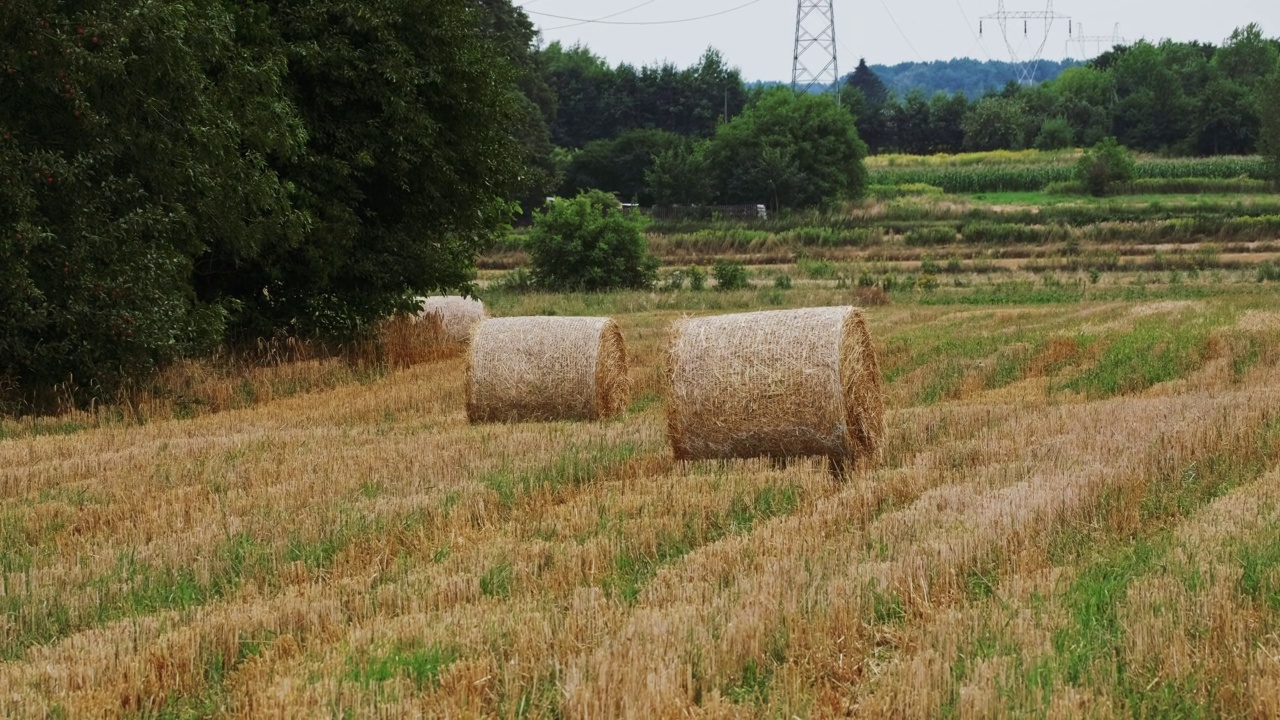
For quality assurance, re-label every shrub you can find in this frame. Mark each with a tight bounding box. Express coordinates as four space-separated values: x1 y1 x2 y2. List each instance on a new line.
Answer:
904 226 958 247
526 190 658 291
687 265 708 291
773 274 793 290
492 268 535 293
1076 137 1136 197
659 269 686 292
712 260 750 291
1034 118 1075 151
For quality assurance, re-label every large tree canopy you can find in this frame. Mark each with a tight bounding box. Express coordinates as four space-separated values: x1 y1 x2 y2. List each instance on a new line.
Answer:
1 0 534 403
702 88 869 209
195 0 528 341
0 0 301 397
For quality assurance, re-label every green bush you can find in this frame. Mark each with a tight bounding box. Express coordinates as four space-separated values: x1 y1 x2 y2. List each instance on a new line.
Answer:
1034 118 1075 151
712 260 750 291
659 269 686 291
904 226 958 247
1076 137 1136 196
492 268 535 293
687 265 708 291
526 190 658 291
773 274 793 290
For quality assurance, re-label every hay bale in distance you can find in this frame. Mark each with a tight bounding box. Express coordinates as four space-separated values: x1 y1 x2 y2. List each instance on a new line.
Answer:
467 316 630 423
665 306 884 469
417 296 486 343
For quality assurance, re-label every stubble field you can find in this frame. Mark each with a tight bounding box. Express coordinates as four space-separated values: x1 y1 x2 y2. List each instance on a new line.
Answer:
5 277 1280 717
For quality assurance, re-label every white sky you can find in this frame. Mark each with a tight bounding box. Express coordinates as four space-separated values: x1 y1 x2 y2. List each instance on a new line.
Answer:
518 0 1280 80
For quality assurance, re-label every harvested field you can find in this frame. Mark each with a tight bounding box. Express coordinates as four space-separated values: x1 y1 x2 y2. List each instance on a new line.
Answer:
5 287 1280 717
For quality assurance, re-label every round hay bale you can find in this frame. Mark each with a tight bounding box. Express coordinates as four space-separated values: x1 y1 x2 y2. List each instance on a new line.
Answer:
665 306 884 468
416 296 486 343
467 317 630 423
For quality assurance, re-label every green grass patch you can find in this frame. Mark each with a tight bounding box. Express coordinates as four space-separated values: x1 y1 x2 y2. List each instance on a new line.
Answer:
1236 532 1280 611
3 512 398 660
480 561 514 599
1062 319 1213 398
346 642 459 691
602 484 804 604
481 442 640 509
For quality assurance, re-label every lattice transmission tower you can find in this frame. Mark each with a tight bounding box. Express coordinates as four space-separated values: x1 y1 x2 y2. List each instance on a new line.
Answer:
1068 23 1126 59
980 0 1071 84
792 0 839 96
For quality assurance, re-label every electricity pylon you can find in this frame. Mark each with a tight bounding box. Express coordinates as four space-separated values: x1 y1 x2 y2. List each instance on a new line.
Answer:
792 0 839 96
980 0 1071 84
1069 23 1126 59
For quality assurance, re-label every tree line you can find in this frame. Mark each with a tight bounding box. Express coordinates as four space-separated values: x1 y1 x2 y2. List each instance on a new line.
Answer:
536 25 1280 208
847 25 1280 155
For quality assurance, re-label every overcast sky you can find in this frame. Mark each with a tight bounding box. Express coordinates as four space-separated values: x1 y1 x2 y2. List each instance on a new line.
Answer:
518 0 1279 80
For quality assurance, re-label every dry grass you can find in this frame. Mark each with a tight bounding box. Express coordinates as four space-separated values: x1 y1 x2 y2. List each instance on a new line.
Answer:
3 291 1280 717
417 295 486 343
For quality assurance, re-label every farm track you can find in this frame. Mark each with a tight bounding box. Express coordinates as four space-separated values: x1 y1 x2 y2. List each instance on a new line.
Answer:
3 300 1280 716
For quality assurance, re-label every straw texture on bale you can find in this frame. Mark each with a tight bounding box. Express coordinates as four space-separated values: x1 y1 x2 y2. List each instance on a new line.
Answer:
665 306 884 467
467 316 630 423
416 296 486 343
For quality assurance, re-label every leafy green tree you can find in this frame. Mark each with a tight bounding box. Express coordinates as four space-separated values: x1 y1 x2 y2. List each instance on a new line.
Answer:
841 85 892 155
541 44 747 148
1045 66 1115 146
843 59 893 154
1076 137 1135 196
526 191 657 291
927 92 970 154
890 90 933 155
1034 117 1075 150
0 0 301 400
198 0 528 341
475 0 561 213
703 88 869 209
1195 68 1257 155
1260 65 1280 182
712 260 749 291
1214 24 1280 88
562 129 687 204
646 144 713 206
847 58 889 105
1111 41 1199 152
962 96 1030 151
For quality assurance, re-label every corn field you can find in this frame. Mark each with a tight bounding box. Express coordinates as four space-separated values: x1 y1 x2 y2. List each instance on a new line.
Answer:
867 154 1270 193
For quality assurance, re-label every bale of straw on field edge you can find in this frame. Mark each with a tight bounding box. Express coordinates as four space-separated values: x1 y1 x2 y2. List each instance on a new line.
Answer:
416 296 486 344
665 306 883 470
467 316 630 423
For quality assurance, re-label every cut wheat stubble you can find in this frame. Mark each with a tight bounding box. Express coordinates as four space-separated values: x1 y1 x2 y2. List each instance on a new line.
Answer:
665 306 884 470
466 316 630 424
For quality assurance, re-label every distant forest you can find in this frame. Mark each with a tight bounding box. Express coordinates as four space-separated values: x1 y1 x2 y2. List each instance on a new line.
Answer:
868 58 1083 98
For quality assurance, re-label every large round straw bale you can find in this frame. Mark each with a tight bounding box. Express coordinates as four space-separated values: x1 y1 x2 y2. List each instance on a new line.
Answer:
467 317 630 423
665 306 883 468
416 296 486 343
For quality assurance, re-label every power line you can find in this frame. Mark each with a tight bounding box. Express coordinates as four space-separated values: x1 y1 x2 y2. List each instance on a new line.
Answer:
875 0 924 62
954 0 993 60
528 0 765 28
538 0 661 31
